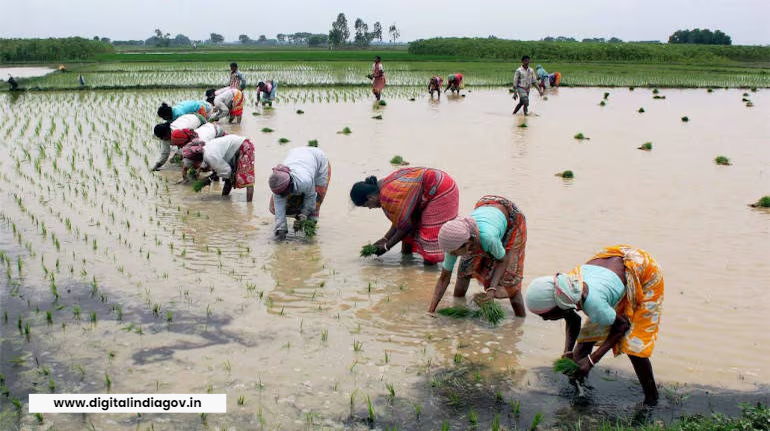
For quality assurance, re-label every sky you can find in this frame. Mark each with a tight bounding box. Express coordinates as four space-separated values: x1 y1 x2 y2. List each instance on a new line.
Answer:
1 0 768 45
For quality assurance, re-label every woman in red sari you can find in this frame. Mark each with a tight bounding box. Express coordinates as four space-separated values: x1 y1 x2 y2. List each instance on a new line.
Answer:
369 56 386 101
350 168 459 264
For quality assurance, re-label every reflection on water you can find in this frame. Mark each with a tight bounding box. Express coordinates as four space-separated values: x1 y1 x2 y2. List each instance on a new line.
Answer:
0 88 768 429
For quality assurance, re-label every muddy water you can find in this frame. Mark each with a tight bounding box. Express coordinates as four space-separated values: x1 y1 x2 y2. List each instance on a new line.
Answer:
0 66 54 79
0 88 768 430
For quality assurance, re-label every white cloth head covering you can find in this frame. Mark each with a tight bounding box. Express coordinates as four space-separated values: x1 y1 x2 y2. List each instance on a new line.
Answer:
525 273 583 314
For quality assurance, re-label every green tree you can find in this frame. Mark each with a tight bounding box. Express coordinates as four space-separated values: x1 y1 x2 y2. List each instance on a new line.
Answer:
388 24 400 44
153 29 171 47
371 22 383 42
329 13 349 48
669 28 731 45
209 33 225 44
238 34 251 44
354 18 370 47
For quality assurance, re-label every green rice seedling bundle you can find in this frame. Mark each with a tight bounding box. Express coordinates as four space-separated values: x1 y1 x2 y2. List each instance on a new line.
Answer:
261 127 274 133
308 139 318 147
295 219 317 237
681 116 689 122
360 243 379 257
553 357 579 376
372 114 383 120
750 196 770 208
638 107 645 113
252 112 261 116
296 109 304 114
707 88 714 93
638 142 653 151
715 156 731 166
278 138 290 144
338 127 352 134
573 133 588 140
437 306 474 318
653 95 666 99
479 301 505 326
518 123 528 128
603 92 610 100
557 170 574 179
378 100 387 106
743 92 750 97
599 100 606 106
192 179 209 192
741 98 750 102
390 155 409 166
187 168 199 180
746 101 754 107
652 88 660 94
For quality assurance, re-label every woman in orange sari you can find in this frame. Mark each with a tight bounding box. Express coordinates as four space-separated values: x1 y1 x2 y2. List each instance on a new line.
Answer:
369 56 386 101
525 245 664 406
350 168 459 264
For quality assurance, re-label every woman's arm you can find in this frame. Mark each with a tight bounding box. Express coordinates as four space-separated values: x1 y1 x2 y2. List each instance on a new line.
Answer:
575 314 630 377
563 311 582 357
428 269 453 312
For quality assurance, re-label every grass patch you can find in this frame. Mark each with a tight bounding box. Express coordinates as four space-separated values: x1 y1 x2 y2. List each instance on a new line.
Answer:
308 139 318 147
638 142 653 151
390 155 409 166
338 127 352 134
715 155 731 166
750 196 770 208
360 243 378 257
261 127 274 133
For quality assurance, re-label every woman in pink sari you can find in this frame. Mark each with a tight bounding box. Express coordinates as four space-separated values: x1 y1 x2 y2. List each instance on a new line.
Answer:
369 56 386 101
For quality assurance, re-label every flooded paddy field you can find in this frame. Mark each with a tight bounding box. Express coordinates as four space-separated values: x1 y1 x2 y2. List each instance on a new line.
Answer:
0 87 768 430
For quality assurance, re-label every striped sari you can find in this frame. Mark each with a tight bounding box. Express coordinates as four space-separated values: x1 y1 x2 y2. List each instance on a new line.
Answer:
576 245 664 359
458 195 527 297
230 89 244 117
380 168 459 263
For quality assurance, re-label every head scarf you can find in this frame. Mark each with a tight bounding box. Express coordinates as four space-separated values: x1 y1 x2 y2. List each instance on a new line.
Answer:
438 217 476 252
171 128 198 147
182 139 205 164
525 273 584 314
268 164 292 194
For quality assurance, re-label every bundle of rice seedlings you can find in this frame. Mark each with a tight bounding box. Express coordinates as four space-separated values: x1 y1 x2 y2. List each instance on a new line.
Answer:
252 112 261 116
638 142 653 151
308 139 318 147
638 107 645 113
295 219 317 237
187 168 199 181
278 137 290 144
378 100 387 106
681 116 689 122
749 196 770 208
372 114 383 120
437 307 474 318
390 155 409 165
261 127 274 133
518 123 528 128
714 156 731 166
629 87 635 91
741 98 750 102
556 170 574 179
742 92 750 97
360 244 379 257
746 101 754 107
653 95 666 99
479 301 505 326
192 178 209 192
603 92 609 100
652 88 659 94
542 96 548 100
573 133 588 140
599 100 606 106
707 88 714 93
296 109 304 114
553 357 579 376
338 127 352 135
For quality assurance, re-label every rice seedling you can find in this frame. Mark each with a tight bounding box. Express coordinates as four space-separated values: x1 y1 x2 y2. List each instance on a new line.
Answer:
378 100 387 106
652 88 659 94
385 382 395 400
530 412 543 430
167 311 173 322
338 127 352 134
715 156 731 166
638 142 653 151
278 137 290 144
90 311 97 323
24 322 31 341
192 179 209 192
479 301 505 325
638 107 645 113
384 351 390 363
750 196 770 208
105 373 112 390
360 243 379 257
653 95 666 99
441 421 450 431
518 122 528 127
35 412 44 424
251 112 260 116
353 339 364 352
603 92 609 99
261 127 274 133
681 116 690 122
46 310 53 325
454 353 463 364
468 407 478 424
321 328 328 342
372 114 383 120
296 109 304 114
746 101 754 107
599 100 606 106
294 219 317 237
308 139 318 147
573 132 589 140
553 357 580 376
11 397 22 412
366 395 375 423
557 170 574 179
390 155 409 166
707 88 713 92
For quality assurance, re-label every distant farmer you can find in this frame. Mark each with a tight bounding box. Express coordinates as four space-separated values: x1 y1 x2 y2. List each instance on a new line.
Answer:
152 113 206 171
444 73 463 94
548 72 562 88
78 74 86 87
229 62 246 91
535 64 548 89
268 147 331 241
182 135 255 202
206 87 244 124
256 80 278 106
428 76 443 98
7 75 18 91
157 100 213 122
368 56 386 101
525 244 664 406
512 55 543 115
58 64 67 72
536 65 562 90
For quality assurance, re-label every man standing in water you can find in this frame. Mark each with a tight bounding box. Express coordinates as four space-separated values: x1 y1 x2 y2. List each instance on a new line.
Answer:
7 75 18 91
512 55 543 115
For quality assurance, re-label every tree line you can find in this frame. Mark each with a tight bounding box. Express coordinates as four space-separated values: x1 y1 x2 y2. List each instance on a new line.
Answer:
668 28 731 45
0 37 114 63
328 13 399 48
